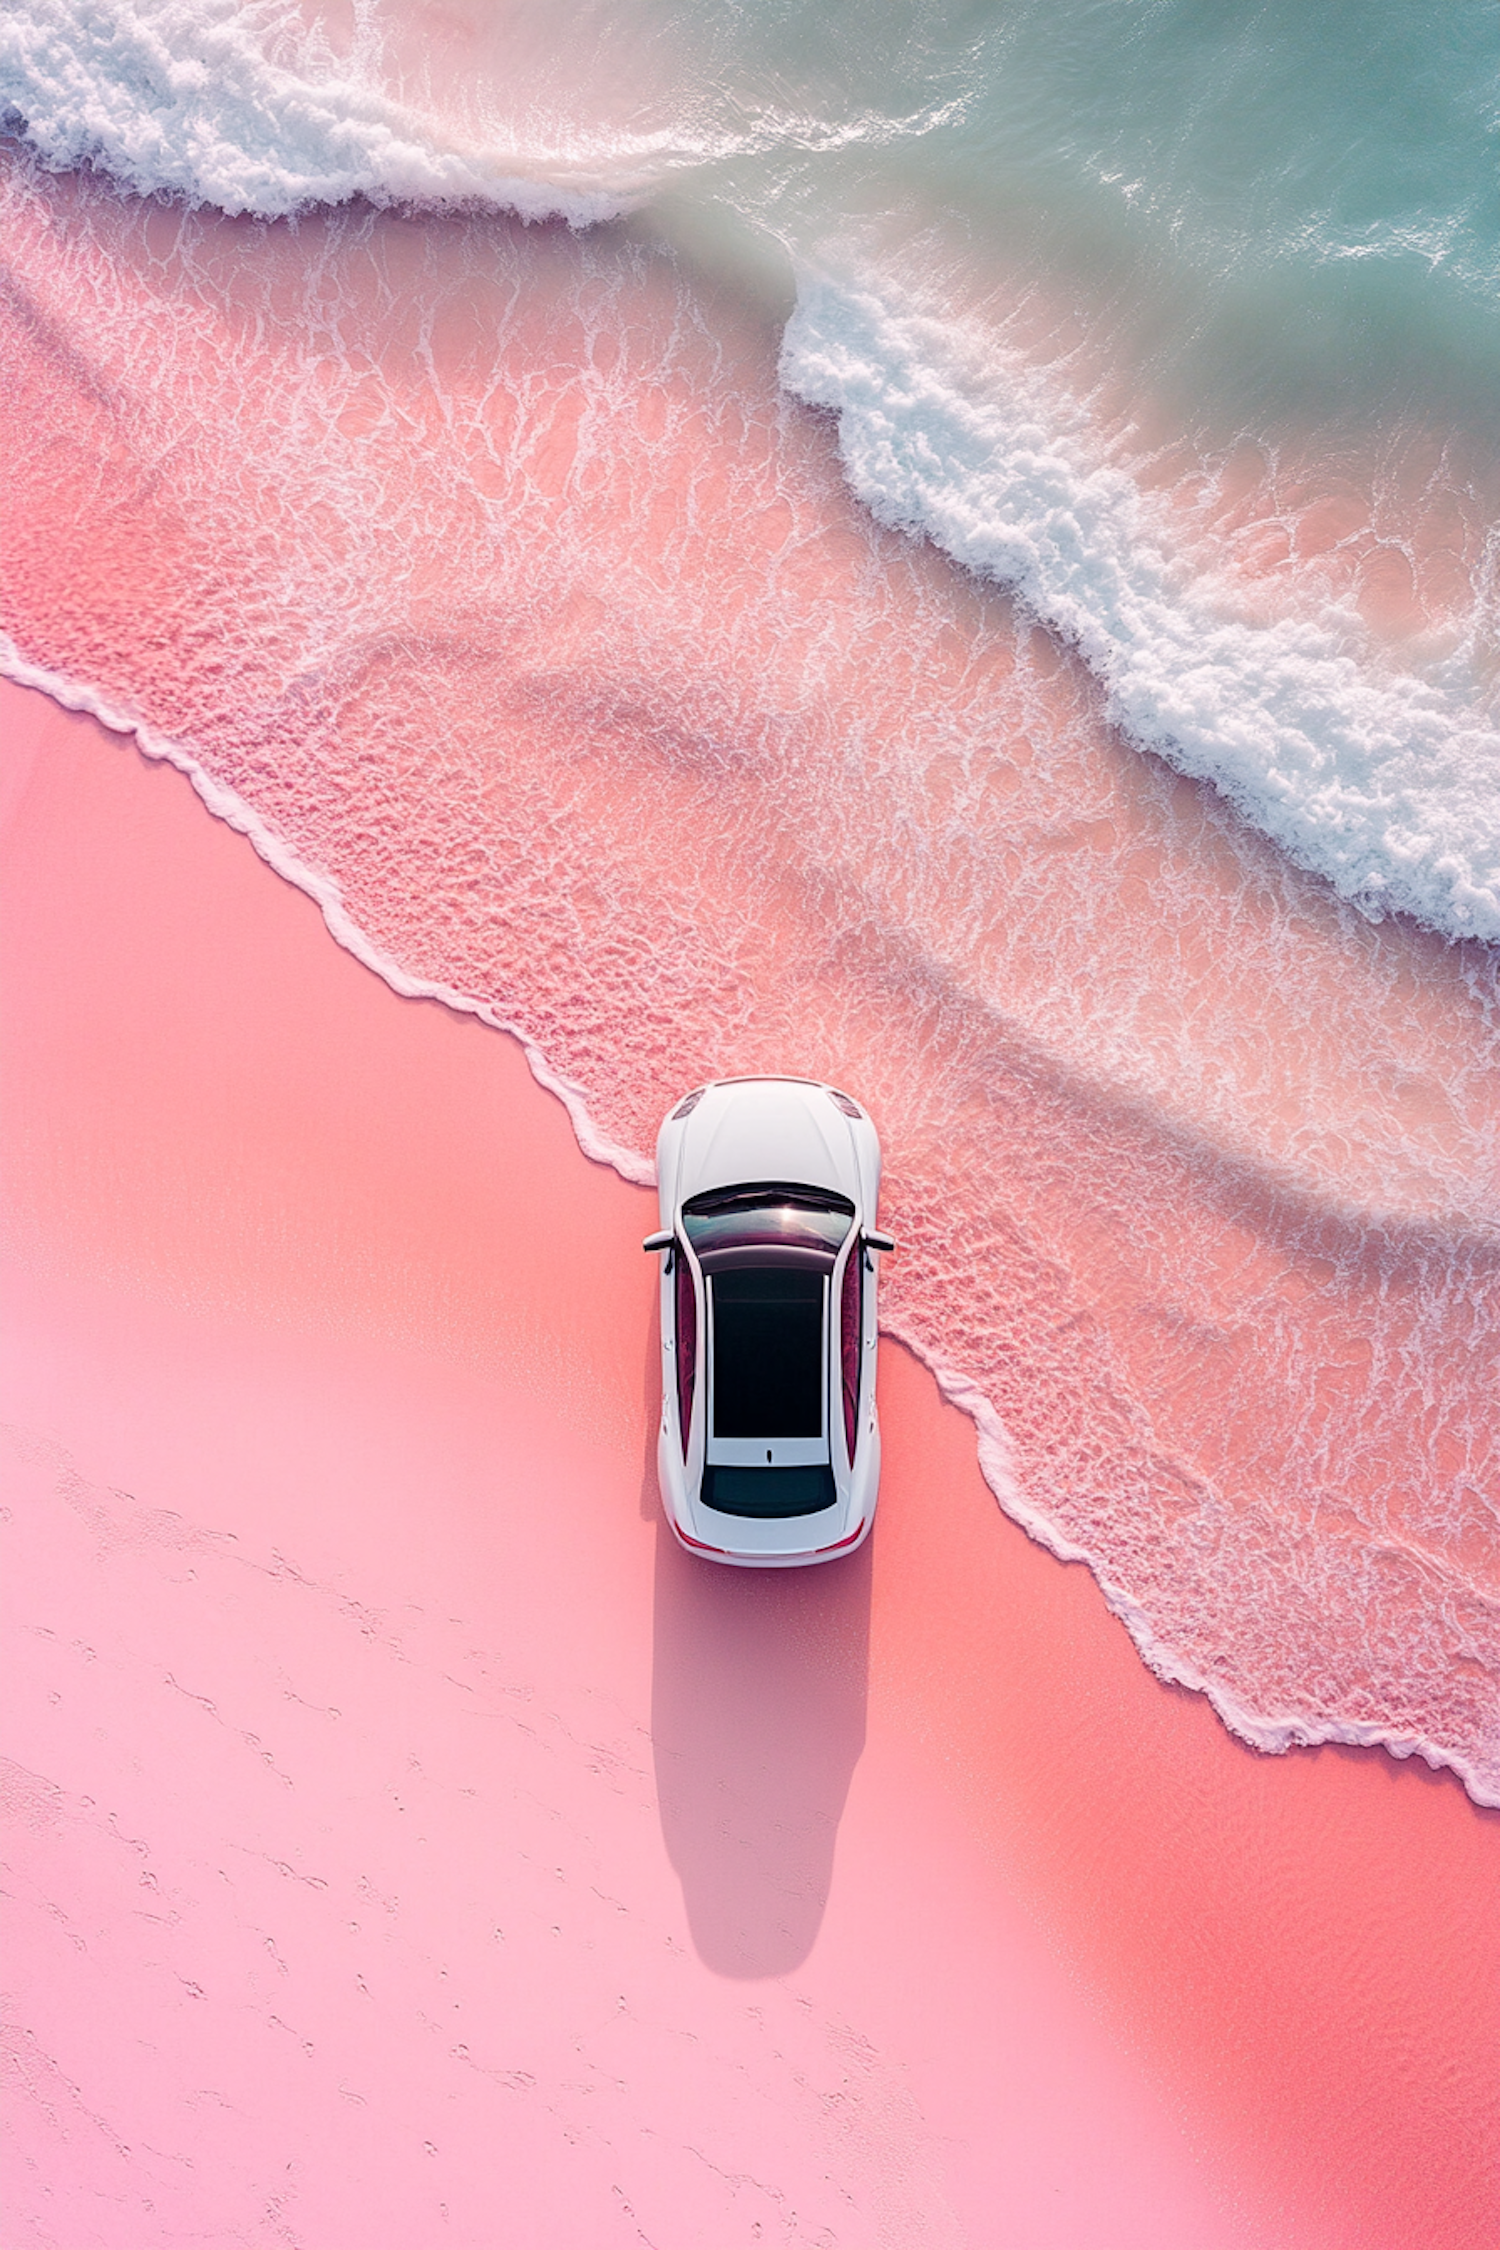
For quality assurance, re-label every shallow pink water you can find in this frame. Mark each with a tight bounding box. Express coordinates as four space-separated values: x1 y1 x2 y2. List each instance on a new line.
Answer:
1 148 1497 1793
4 684 1498 2248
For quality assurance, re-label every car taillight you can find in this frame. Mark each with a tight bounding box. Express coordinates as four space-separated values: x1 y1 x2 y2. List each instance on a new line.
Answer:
814 1522 866 1555
677 1527 730 1554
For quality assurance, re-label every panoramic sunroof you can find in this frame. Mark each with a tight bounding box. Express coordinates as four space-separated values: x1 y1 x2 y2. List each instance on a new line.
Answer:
710 1268 825 1439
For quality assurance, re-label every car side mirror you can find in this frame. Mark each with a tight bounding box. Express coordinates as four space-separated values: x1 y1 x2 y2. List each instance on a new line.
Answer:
642 1230 674 1254
863 1229 896 1254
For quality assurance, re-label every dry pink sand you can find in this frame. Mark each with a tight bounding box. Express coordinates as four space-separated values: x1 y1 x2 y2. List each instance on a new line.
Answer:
2 674 1497 2249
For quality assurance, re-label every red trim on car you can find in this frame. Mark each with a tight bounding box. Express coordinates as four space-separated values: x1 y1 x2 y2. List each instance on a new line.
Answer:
814 1521 866 1555
676 1527 730 1554
677 1520 866 1560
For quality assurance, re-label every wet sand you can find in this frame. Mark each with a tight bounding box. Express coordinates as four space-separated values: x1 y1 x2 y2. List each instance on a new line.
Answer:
3 675 1497 2248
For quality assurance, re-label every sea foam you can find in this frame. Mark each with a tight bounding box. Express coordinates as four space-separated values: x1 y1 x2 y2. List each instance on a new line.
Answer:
6 0 1499 941
782 278 1500 944
0 0 625 221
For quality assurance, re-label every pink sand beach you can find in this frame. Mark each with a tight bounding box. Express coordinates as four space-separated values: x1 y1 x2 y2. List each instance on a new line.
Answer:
4 675 1497 2246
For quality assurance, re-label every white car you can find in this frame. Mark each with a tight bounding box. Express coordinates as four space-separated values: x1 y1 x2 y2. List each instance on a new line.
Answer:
644 1077 893 1567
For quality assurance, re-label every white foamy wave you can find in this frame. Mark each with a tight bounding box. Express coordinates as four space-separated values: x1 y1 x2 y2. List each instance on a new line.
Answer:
782 277 1500 945
0 0 966 222
10 4 1500 944
0 0 625 222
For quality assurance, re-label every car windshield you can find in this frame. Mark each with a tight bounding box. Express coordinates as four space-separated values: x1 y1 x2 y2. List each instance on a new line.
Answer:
682 1183 854 1257
711 1268 825 1438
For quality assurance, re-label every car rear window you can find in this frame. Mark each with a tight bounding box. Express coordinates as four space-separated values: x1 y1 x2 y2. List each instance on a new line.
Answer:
701 1465 837 1518
711 1268 825 1438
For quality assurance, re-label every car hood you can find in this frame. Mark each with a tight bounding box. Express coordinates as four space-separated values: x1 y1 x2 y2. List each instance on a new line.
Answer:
671 1080 862 1212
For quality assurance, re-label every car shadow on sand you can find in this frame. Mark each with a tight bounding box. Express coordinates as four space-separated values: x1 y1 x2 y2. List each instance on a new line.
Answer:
649 1509 871 1977
638 1263 871 1977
